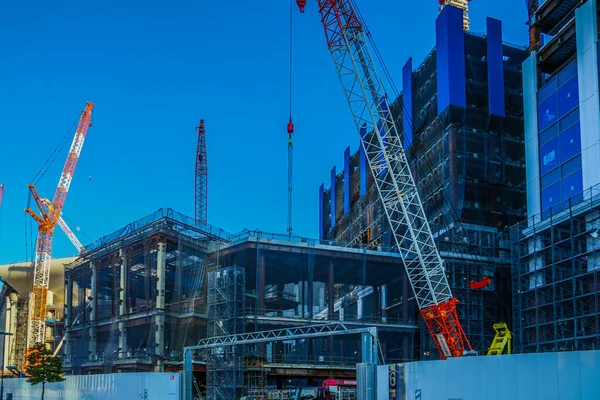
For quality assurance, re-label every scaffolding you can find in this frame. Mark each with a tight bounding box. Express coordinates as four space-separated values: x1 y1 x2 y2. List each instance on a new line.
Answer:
511 186 600 354
206 266 245 400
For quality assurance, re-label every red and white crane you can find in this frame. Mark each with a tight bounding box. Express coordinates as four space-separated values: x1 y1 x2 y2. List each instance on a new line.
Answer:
297 1 471 359
24 101 94 349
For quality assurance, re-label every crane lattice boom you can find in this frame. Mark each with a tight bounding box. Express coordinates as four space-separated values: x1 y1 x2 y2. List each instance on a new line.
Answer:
305 0 471 358
195 119 208 227
25 102 94 348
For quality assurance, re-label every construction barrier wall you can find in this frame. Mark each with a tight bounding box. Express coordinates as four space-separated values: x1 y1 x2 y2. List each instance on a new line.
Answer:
385 350 600 400
0 372 180 400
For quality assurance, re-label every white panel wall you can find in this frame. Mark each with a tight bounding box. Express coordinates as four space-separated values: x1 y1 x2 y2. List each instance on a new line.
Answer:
1 372 180 400
523 53 541 221
398 350 600 400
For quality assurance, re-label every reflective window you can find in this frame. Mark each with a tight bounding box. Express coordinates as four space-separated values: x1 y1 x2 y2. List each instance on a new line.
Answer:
541 182 561 213
557 60 577 86
539 123 558 145
538 92 558 131
539 137 559 175
541 168 560 189
559 123 581 163
559 108 579 131
561 155 582 178
561 170 583 203
557 77 579 117
538 78 557 103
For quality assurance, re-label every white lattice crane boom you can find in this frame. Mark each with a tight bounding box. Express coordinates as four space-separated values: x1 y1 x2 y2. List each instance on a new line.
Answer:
57 216 85 254
298 1 471 359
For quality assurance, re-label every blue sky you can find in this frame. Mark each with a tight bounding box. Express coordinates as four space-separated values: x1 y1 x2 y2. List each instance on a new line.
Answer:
0 0 529 264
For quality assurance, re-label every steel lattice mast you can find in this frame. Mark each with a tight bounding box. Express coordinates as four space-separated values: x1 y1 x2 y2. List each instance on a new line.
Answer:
195 119 208 227
301 0 471 359
25 101 94 348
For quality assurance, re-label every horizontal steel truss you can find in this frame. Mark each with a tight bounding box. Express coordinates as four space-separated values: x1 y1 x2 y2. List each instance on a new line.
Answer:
188 323 376 351
182 323 379 399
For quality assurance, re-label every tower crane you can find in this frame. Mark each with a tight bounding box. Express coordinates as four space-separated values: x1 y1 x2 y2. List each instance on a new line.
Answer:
24 101 94 350
297 1 471 359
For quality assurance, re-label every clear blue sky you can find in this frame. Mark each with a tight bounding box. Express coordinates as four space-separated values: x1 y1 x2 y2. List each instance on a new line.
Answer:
0 0 529 264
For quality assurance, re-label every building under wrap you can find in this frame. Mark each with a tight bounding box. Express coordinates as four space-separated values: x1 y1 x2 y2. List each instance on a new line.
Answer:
319 5 529 359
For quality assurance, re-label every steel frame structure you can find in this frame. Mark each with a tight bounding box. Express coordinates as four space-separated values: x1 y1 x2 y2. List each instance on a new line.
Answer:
184 323 379 400
310 0 470 358
195 119 208 227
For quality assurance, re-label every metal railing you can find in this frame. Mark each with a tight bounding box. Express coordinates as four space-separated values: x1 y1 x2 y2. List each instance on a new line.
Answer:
227 229 399 253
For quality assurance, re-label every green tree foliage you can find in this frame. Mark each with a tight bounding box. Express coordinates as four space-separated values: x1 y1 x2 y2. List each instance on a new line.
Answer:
25 343 65 400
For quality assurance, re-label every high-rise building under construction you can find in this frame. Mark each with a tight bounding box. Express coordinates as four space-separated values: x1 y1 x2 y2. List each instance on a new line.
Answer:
512 0 600 353
319 6 529 358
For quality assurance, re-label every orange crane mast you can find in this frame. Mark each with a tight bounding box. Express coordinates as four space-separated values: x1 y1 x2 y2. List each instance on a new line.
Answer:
24 101 94 349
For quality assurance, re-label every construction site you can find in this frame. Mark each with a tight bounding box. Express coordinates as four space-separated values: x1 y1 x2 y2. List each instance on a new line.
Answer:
0 0 599 399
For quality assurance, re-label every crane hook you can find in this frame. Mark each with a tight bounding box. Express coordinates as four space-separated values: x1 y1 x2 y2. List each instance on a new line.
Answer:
296 0 306 13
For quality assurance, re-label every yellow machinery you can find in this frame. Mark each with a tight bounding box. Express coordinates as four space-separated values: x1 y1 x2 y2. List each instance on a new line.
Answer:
487 323 512 355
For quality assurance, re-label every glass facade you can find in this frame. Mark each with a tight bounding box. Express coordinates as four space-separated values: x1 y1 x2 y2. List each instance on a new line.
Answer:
538 60 583 218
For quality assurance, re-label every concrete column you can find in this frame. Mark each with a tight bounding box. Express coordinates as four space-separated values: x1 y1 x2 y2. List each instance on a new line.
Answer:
357 298 363 320
522 52 541 221
155 241 166 372
402 272 409 322
328 261 334 320
360 329 378 365
183 348 193 400
258 253 266 315
88 262 97 361
64 273 73 359
118 248 128 359
381 285 387 321
371 287 379 320
307 254 314 320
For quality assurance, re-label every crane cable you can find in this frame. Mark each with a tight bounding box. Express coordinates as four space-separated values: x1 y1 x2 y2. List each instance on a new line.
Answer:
30 118 78 186
287 0 295 236
289 0 293 121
